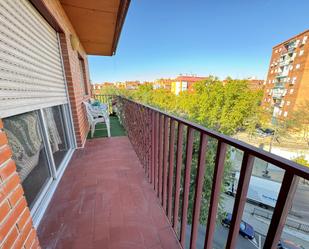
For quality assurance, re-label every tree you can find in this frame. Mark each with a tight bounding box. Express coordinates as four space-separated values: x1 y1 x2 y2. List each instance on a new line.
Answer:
113 77 263 225
288 101 309 145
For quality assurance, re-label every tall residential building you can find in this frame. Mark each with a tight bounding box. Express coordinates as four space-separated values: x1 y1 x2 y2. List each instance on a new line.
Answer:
262 30 309 120
171 75 208 95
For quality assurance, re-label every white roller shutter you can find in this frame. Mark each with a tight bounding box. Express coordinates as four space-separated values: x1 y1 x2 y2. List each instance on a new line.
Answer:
0 0 68 118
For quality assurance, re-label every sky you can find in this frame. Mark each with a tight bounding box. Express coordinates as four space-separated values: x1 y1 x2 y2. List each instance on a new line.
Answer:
88 0 309 83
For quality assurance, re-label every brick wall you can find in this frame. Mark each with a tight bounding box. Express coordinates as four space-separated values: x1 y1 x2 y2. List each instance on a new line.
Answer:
0 0 94 247
0 120 40 249
42 0 92 148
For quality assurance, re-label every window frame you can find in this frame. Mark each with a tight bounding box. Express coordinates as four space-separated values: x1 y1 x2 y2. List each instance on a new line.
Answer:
78 55 89 96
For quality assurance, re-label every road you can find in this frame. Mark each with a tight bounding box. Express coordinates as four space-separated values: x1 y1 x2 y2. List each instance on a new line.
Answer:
222 194 309 248
186 224 263 249
184 194 308 249
231 149 309 221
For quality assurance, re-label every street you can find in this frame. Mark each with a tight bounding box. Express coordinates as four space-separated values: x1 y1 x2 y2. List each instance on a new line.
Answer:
221 194 309 248
185 194 309 249
186 224 263 249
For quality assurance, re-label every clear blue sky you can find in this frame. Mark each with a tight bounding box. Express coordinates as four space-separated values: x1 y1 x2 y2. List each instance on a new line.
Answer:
88 0 309 83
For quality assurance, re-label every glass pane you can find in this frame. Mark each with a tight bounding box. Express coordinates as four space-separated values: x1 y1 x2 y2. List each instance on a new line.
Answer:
44 105 70 169
280 176 309 249
3 111 51 208
235 159 283 249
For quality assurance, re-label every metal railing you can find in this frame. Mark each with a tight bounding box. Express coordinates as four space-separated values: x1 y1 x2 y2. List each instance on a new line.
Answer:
93 94 114 114
98 95 309 249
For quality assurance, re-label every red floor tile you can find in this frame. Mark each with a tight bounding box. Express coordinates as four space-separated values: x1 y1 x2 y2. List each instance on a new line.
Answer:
38 137 181 249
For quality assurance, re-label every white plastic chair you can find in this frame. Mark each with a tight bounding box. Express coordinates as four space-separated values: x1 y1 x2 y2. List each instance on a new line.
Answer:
83 102 111 138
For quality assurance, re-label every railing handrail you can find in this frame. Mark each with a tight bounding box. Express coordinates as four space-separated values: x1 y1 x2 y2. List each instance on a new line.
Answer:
112 95 309 249
114 95 309 180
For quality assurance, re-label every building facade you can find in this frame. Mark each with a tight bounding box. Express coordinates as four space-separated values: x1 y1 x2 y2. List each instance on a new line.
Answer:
0 0 129 248
171 75 208 95
262 30 309 120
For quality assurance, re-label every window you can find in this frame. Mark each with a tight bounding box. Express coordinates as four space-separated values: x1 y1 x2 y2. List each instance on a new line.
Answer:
3 105 72 209
275 49 278 53
279 48 282 52
279 110 282 116
296 64 300 69
290 65 293 71
303 36 308 44
3 111 52 208
299 50 304 56
287 101 291 106
44 106 70 169
292 77 297 84
79 57 88 96
290 89 294 94
284 111 288 117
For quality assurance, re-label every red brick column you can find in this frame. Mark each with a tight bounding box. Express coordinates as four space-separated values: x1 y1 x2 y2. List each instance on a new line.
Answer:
0 119 40 249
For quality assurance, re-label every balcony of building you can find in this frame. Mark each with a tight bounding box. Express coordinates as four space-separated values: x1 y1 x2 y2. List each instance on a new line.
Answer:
36 96 309 249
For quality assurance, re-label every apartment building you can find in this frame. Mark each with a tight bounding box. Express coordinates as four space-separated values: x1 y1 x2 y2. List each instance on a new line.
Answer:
91 82 115 94
262 30 309 120
153 78 174 90
171 75 208 95
222 77 264 91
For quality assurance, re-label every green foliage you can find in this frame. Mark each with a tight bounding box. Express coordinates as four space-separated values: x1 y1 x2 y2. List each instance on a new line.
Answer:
293 155 309 168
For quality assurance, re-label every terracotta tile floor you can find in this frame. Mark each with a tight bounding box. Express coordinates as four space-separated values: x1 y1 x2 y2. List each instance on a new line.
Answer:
38 137 182 249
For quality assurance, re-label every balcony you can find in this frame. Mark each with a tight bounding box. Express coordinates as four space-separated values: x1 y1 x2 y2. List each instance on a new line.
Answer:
37 96 309 249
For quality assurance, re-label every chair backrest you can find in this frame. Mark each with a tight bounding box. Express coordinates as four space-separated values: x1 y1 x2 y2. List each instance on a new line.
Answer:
83 101 95 123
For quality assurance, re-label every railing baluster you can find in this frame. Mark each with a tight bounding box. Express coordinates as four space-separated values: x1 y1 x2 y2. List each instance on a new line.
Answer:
190 133 208 249
204 141 227 249
263 171 299 249
151 110 155 185
158 114 164 201
154 112 159 192
168 119 176 222
163 116 169 212
173 122 184 232
111 96 309 249
225 152 255 249
148 108 152 182
180 127 194 247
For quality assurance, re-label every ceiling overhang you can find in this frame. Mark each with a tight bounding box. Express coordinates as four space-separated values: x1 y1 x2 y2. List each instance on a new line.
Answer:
59 0 130 56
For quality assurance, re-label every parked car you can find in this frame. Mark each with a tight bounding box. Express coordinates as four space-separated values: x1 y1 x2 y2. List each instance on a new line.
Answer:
221 213 255 240
277 240 305 249
256 127 275 137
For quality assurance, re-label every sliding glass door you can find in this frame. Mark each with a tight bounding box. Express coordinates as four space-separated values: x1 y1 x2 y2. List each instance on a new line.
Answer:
3 104 73 210
44 105 70 170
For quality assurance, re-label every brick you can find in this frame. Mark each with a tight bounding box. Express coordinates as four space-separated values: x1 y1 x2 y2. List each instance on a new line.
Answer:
30 237 40 249
9 185 24 208
0 160 17 182
4 174 20 196
0 174 20 204
0 131 8 147
13 219 32 249
17 208 31 231
0 198 26 241
0 146 12 165
24 229 36 249
0 200 10 222
2 226 19 249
